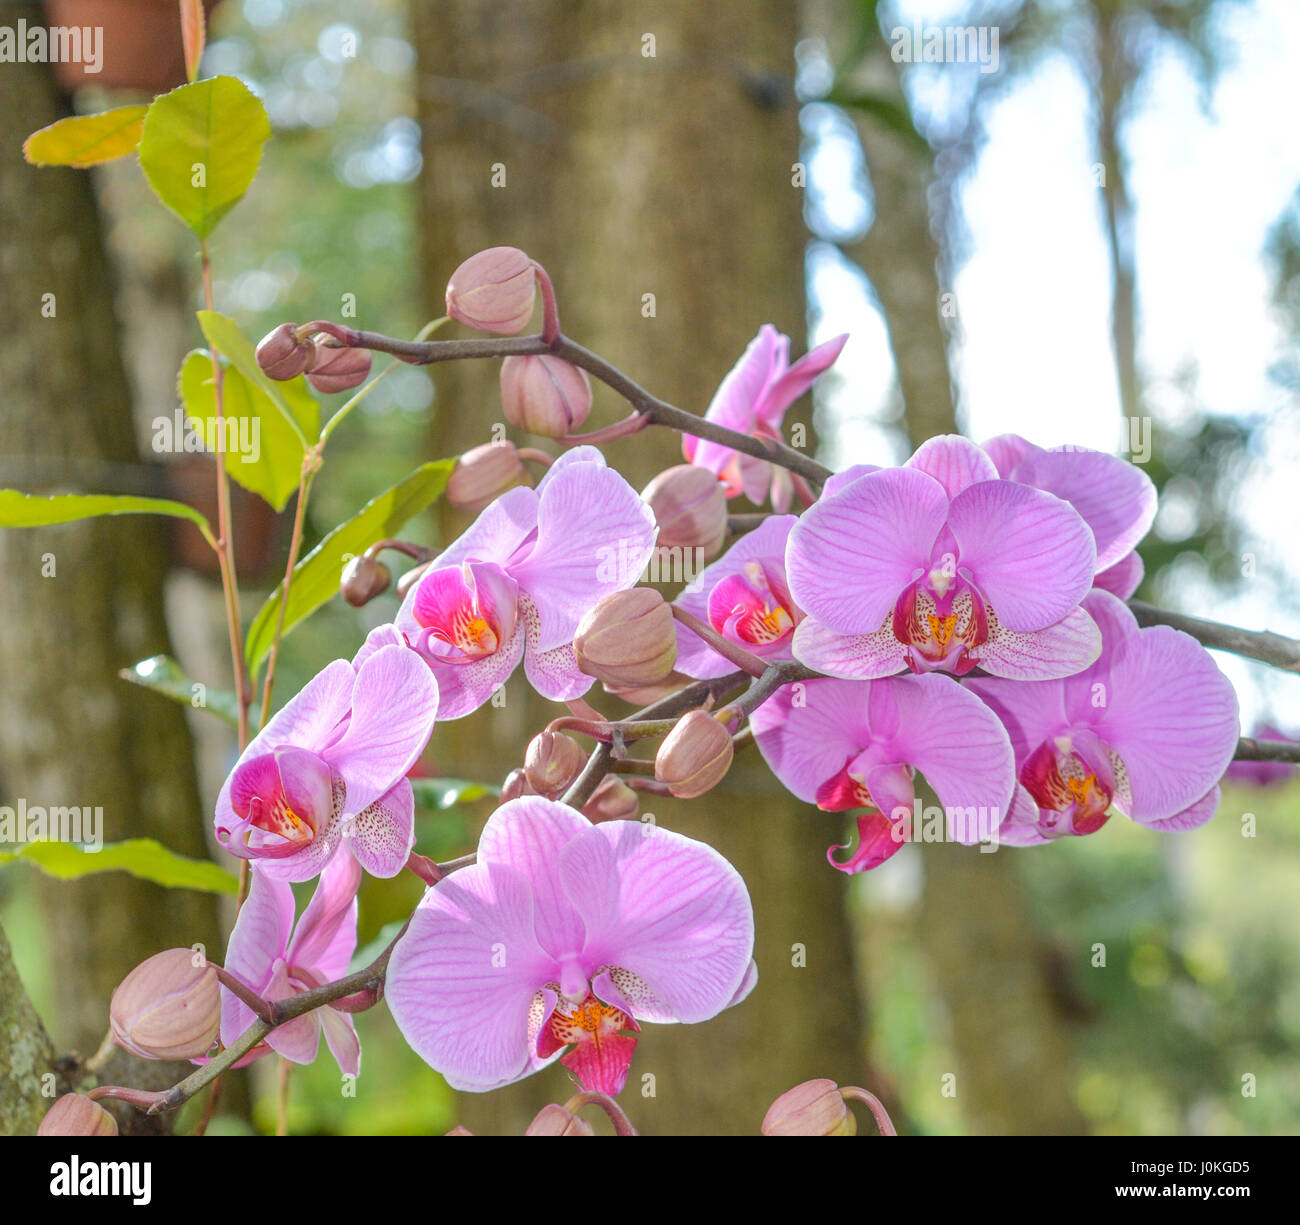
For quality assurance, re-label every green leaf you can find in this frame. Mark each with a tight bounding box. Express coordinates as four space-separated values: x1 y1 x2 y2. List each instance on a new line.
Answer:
410 778 498 811
23 106 148 167
0 839 237 895
138 76 271 239
177 350 308 512
118 654 255 728
197 311 318 446
0 490 215 548
244 460 455 671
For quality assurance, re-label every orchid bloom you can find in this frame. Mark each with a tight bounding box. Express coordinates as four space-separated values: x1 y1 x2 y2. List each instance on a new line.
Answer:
219 856 361 1076
750 673 1016 872
395 447 656 718
982 433 1156 600
674 515 801 677
683 324 847 512
214 643 438 882
1224 723 1296 787
966 590 1239 843
786 435 1101 681
386 796 756 1095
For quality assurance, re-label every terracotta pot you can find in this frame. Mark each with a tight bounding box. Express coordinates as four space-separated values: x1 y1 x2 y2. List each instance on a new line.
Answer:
42 0 221 95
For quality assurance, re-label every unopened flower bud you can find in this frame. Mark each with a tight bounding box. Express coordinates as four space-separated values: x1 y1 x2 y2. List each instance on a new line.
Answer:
525 1104 595 1136
499 355 591 438
581 775 639 823
306 343 372 394
642 465 728 559
500 768 534 804
602 670 692 706
445 1125 475 1136
761 1079 856 1136
655 710 733 799
340 554 392 607
574 589 677 689
524 732 587 799
446 441 531 514
110 948 220 1061
256 322 313 380
38 1094 118 1137
446 246 537 335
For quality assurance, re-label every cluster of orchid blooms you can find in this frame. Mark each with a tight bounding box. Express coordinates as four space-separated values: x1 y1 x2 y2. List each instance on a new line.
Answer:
45 245 1275 1138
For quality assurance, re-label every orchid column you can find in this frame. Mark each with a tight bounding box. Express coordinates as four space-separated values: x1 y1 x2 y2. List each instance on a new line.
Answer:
413 0 866 1135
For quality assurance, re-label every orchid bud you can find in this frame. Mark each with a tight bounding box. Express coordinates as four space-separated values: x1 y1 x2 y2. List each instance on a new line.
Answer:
525 1104 595 1136
446 246 537 335
500 768 534 804
574 589 677 689
340 553 392 607
655 710 734 799
37 1094 118 1137
445 1125 475 1136
761 1079 857 1137
602 670 692 706
446 441 531 514
256 322 313 381
109 948 221 1061
306 343 372 394
581 775 639 823
499 355 592 438
642 466 728 560
524 732 587 799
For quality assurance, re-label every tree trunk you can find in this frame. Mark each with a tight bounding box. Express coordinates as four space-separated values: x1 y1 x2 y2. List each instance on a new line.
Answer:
412 0 866 1135
0 50 223 1112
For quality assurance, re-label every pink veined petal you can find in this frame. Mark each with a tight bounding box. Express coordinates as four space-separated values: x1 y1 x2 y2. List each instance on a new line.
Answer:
1093 626 1240 822
737 452 775 506
758 332 848 426
220 866 294 1047
351 622 405 670
558 820 755 1025
385 859 560 1092
974 605 1102 681
981 433 1038 478
1059 588 1139 716
275 746 335 835
344 778 416 880
418 618 525 720
509 461 657 651
409 561 519 650
288 852 361 980
262 961 323 1066
791 616 908 680
726 959 759 1008
324 643 438 817
863 760 916 823
517 596 594 701
535 444 607 493
820 463 881 500
1093 549 1145 599
905 434 1000 497
428 485 540 573
829 811 909 873
1132 784 1220 832
880 673 1016 836
964 677 1070 765
948 479 1096 632
476 797 591 961
319 1004 361 1078
997 783 1054 846
749 676 876 804
787 466 946 634
701 324 783 434
1014 446 1157 572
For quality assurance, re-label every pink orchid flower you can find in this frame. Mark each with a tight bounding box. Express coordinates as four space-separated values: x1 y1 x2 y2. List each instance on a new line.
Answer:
386 796 756 1096
674 514 802 677
751 672 1017 872
214 644 439 882
983 433 1156 599
683 325 848 512
787 435 1101 681
1224 723 1296 787
219 856 362 1076
395 447 656 718
967 590 1239 842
